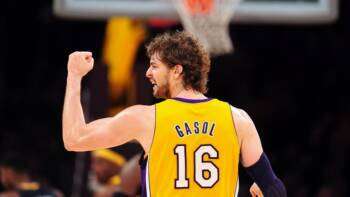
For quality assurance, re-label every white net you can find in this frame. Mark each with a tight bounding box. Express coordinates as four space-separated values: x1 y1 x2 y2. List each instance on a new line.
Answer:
173 0 241 56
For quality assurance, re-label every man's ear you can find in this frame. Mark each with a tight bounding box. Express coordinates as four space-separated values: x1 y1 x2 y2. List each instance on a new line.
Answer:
173 64 183 78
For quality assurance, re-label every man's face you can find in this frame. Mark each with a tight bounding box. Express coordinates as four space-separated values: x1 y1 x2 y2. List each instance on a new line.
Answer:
145 54 172 98
0 166 16 189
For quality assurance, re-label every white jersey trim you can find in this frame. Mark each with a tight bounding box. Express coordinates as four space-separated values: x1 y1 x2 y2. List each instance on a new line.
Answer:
146 161 151 197
235 177 239 197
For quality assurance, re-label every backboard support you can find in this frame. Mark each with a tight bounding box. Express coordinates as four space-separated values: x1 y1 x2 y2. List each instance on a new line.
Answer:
54 0 338 24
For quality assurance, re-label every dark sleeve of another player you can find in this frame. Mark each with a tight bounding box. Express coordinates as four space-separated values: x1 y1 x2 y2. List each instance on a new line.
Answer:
245 153 287 197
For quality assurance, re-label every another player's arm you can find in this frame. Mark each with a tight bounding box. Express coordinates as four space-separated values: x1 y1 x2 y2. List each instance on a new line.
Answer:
231 106 287 197
62 51 146 151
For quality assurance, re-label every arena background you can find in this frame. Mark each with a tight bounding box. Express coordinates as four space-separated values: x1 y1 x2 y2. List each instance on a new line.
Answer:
0 0 349 196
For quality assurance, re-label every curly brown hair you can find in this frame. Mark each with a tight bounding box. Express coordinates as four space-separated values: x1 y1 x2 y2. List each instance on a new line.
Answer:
146 31 211 94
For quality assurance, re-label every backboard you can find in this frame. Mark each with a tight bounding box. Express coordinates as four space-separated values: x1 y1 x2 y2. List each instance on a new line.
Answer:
54 0 338 24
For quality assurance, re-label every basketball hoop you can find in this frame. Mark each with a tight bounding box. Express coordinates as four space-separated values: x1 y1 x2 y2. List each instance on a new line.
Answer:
173 0 240 56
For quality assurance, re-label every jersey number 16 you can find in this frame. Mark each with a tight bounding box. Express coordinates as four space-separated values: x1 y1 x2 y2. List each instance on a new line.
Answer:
174 144 219 189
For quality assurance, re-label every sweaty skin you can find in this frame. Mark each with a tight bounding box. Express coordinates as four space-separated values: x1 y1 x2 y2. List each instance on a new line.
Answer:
63 51 264 195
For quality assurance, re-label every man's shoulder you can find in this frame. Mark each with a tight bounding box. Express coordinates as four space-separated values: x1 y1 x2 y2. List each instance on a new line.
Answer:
229 105 257 142
128 104 154 111
124 104 155 118
229 105 252 123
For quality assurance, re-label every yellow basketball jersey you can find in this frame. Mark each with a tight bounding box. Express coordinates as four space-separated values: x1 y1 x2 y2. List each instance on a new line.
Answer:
146 98 240 197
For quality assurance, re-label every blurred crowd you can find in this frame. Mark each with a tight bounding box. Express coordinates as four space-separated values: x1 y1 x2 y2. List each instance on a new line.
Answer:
1 143 143 197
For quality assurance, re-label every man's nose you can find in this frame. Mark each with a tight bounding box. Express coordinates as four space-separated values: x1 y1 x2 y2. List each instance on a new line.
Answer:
145 67 151 78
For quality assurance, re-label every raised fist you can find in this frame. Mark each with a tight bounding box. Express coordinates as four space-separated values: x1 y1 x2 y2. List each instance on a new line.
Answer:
67 51 94 78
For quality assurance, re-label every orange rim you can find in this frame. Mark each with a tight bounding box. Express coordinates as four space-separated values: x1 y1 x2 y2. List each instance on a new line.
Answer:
184 0 214 15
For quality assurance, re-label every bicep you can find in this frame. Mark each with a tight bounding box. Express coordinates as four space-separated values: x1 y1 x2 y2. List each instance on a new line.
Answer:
232 107 263 167
69 107 143 151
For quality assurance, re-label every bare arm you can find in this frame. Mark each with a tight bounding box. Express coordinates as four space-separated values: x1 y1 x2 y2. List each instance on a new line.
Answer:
232 106 287 196
231 106 263 167
62 52 148 151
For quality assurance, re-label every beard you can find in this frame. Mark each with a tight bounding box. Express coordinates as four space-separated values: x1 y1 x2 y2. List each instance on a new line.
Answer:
153 78 171 99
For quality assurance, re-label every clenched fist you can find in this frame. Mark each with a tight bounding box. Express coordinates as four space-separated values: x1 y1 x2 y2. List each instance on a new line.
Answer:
67 51 94 78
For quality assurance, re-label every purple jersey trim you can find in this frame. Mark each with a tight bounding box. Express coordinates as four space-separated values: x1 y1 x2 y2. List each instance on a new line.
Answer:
139 154 148 197
172 97 212 103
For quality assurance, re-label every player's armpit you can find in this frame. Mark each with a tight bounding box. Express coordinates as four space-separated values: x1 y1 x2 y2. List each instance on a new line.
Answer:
64 105 151 152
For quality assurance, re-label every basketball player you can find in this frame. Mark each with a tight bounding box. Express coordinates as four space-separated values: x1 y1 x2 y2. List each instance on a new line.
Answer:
63 31 286 196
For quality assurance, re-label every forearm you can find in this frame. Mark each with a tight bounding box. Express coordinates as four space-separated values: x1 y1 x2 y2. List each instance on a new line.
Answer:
62 74 86 148
232 107 286 196
245 153 287 196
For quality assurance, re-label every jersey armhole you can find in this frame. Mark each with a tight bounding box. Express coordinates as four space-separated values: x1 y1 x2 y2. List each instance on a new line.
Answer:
228 104 241 153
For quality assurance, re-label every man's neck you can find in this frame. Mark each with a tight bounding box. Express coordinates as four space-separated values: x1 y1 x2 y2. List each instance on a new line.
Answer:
171 89 207 99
